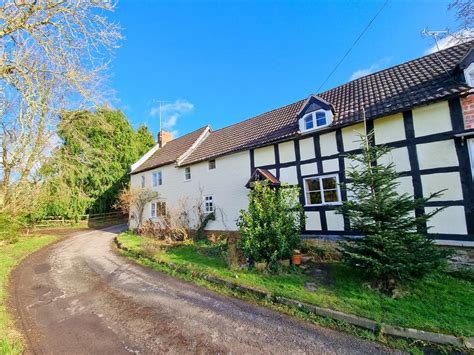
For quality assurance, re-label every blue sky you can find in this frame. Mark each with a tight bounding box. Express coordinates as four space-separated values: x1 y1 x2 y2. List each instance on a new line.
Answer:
108 0 459 138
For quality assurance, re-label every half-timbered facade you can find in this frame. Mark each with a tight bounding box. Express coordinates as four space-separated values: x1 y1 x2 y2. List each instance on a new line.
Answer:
130 41 474 246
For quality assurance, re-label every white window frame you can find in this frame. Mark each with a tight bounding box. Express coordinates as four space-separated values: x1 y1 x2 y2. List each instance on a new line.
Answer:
464 62 474 87
300 109 333 133
152 171 162 187
141 175 145 188
151 202 157 218
208 159 216 171
184 167 191 181
303 174 342 206
203 195 214 213
468 138 474 181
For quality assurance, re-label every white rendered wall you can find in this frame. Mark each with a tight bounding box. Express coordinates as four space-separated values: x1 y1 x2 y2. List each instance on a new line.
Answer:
130 151 251 231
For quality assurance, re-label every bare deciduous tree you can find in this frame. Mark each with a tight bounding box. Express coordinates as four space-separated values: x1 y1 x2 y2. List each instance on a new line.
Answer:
0 0 122 214
116 187 160 229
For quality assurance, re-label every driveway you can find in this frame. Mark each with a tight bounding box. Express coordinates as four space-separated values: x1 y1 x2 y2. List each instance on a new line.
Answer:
10 226 400 354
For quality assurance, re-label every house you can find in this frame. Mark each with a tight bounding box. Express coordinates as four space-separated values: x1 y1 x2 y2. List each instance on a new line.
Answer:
130 41 474 246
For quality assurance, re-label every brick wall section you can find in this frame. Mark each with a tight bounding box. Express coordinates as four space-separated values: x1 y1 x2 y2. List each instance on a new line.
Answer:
461 94 474 129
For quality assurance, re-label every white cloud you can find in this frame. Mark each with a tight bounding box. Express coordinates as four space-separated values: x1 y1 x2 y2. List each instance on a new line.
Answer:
424 29 474 55
350 57 392 81
350 64 379 81
149 99 194 135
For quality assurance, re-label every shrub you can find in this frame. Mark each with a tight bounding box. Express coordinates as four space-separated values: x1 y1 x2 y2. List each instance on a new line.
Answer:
237 182 304 268
300 239 342 262
0 213 23 244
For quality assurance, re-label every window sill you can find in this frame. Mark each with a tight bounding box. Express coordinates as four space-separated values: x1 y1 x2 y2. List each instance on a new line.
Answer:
304 202 343 207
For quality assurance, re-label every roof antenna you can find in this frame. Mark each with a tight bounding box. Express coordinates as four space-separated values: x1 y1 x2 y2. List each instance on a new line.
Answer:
422 28 449 52
154 100 167 136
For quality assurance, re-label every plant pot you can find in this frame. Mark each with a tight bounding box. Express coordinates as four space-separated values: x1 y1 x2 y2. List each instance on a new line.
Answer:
291 254 302 265
279 259 290 267
254 261 267 271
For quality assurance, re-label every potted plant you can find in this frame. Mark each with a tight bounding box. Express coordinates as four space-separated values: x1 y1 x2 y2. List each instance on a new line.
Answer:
254 260 268 271
291 250 302 265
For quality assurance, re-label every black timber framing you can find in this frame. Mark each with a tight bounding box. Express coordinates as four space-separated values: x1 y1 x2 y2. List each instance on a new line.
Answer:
249 102 474 242
449 97 474 235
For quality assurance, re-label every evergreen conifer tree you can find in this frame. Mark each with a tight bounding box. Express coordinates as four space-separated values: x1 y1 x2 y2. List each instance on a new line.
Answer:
339 130 450 292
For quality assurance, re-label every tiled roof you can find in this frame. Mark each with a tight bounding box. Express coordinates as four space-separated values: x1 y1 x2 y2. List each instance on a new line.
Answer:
179 41 472 166
132 126 209 173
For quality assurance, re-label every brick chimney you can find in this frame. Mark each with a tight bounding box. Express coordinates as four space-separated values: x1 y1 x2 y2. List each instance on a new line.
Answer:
158 130 173 147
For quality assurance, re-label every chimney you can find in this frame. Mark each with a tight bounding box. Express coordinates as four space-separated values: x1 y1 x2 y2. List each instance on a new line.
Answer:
158 130 173 147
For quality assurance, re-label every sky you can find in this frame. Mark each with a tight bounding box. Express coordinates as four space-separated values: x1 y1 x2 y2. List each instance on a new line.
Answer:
108 0 461 138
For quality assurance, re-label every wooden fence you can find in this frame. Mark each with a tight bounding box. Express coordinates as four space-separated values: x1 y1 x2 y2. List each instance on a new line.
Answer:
34 211 127 228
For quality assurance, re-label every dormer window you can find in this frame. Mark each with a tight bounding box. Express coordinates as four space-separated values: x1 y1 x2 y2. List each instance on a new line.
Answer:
464 62 474 87
298 95 334 134
301 110 331 132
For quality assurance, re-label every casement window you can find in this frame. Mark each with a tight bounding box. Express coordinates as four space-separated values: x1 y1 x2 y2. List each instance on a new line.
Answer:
464 63 474 87
184 167 191 181
204 195 214 213
157 202 166 216
151 201 166 218
301 110 332 132
208 159 216 170
152 171 162 186
141 175 145 188
468 138 474 180
303 174 341 206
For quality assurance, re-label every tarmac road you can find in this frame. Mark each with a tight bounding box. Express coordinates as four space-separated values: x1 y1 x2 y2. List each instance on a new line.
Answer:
9 225 401 354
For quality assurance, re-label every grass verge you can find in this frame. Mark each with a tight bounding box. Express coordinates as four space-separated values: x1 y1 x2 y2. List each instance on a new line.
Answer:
0 234 60 354
117 232 473 353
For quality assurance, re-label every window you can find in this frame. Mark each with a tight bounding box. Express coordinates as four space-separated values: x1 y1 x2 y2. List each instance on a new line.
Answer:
152 171 162 186
301 110 331 132
151 201 166 218
204 195 214 213
184 167 191 181
464 63 474 87
157 202 166 216
469 138 474 181
141 175 145 188
304 115 314 130
315 111 327 126
304 175 341 206
208 159 216 170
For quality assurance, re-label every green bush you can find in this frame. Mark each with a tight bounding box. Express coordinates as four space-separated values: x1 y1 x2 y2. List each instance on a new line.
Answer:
0 214 22 244
237 182 304 268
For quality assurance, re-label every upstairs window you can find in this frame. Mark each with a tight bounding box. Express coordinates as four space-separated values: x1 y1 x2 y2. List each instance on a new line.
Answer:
304 174 341 206
301 110 332 133
208 159 216 170
304 115 314 130
152 171 162 187
464 62 474 87
141 175 145 188
184 167 191 181
204 195 214 213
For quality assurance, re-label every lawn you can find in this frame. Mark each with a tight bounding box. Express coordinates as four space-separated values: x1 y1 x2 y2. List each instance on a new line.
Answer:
118 231 474 337
0 234 60 354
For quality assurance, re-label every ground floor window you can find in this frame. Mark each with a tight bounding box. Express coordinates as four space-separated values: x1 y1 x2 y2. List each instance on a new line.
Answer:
204 195 214 213
151 201 166 218
303 174 341 206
